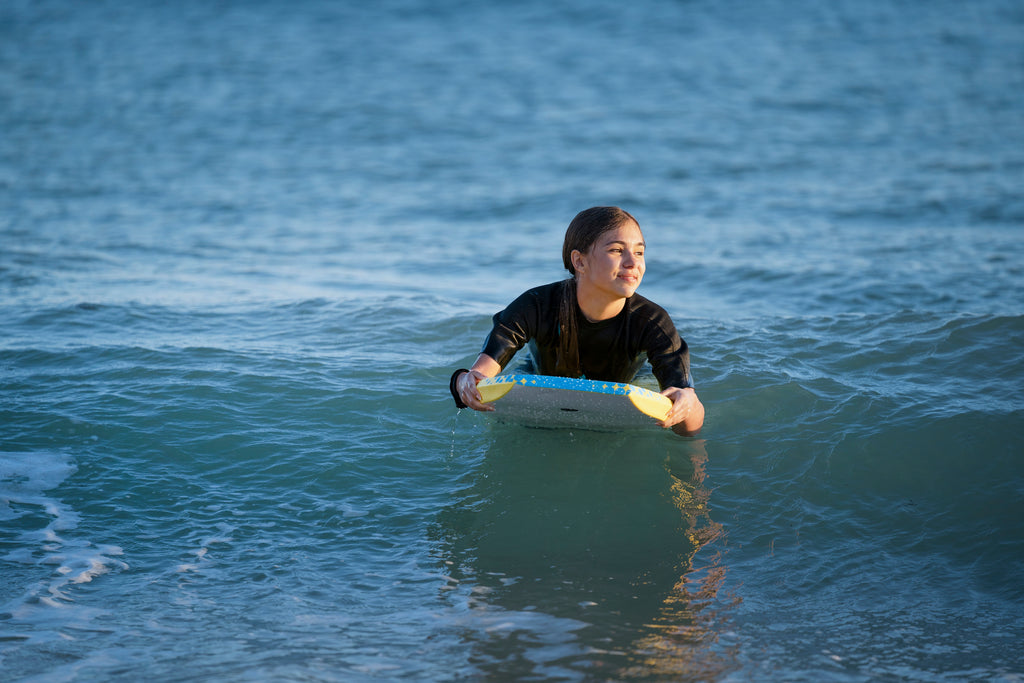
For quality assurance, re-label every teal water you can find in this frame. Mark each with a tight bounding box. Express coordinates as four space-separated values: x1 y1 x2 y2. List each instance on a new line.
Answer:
3 0 1024 681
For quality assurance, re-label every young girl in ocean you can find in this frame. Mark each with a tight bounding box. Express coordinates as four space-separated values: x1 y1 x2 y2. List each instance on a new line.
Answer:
450 206 704 435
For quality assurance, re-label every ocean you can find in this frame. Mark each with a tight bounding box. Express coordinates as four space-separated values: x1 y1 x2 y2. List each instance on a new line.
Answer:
2 0 1023 680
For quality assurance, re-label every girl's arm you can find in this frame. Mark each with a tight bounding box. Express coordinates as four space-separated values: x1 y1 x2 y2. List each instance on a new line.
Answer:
451 354 502 412
659 386 704 435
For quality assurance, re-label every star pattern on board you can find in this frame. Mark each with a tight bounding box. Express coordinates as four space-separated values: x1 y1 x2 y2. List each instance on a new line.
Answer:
482 374 661 398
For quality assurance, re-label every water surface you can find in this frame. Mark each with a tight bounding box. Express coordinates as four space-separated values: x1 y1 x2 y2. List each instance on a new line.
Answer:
2 0 1023 680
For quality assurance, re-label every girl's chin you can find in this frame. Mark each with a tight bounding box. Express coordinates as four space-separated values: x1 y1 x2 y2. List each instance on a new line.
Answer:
617 277 641 292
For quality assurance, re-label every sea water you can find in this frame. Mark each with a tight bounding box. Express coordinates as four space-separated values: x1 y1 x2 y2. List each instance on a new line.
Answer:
2 0 1023 680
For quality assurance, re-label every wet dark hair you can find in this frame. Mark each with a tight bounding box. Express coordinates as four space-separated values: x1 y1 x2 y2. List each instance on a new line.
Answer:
561 206 639 275
555 207 641 376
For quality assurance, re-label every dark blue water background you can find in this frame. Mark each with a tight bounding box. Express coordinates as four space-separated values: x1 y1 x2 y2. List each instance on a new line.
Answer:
2 0 1023 680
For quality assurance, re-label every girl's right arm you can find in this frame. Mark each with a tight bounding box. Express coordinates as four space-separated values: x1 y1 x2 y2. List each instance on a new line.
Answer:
451 354 501 411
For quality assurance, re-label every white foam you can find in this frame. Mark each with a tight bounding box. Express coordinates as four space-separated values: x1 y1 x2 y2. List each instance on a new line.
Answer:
1 451 128 617
53 546 128 585
2 452 79 565
0 451 76 495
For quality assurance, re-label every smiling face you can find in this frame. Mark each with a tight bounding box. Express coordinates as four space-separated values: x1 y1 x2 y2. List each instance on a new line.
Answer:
571 220 646 303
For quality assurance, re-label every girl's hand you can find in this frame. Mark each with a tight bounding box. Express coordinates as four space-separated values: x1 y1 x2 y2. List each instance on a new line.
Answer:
456 369 495 412
659 386 704 435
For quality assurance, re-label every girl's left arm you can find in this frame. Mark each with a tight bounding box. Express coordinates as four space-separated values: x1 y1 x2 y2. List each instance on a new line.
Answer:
659 386 704 435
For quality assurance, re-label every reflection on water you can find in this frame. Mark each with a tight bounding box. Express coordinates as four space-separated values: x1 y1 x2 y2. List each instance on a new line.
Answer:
433 428 739 681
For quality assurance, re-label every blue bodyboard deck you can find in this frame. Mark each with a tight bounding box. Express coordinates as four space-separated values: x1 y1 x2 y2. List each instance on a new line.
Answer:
476 374 671 431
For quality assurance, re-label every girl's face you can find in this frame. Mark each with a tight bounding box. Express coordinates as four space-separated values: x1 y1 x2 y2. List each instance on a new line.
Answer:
572 221 646 301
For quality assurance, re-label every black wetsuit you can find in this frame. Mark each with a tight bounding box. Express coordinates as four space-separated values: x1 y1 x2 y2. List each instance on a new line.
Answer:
481 281 693 390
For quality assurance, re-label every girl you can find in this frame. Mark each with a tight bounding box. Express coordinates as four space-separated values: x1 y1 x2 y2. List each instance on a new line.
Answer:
450 207 704 434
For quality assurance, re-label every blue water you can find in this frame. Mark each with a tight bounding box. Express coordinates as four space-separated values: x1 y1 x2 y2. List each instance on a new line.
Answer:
2 0 1023 680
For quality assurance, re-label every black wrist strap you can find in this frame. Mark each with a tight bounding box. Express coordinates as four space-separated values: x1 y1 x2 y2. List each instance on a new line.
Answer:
449 369 470 409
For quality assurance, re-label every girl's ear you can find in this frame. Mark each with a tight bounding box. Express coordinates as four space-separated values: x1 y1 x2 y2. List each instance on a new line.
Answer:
571 249 585 273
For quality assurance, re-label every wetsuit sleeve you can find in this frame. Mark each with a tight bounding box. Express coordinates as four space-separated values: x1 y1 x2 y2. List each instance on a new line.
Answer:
480 289 542 370
643 309 693 390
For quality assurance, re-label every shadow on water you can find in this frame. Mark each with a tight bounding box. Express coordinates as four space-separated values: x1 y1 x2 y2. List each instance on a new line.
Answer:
431 425 740 681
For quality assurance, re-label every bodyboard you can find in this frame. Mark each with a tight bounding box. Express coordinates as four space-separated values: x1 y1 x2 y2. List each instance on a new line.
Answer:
476 374 671 430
